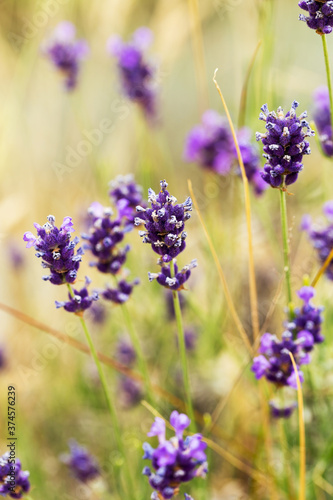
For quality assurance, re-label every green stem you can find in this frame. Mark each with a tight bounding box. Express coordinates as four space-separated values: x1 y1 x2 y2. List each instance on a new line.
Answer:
170 260 196 431
279 186 293 314
66 284 134 499
121 302 155 405
322 34 333 136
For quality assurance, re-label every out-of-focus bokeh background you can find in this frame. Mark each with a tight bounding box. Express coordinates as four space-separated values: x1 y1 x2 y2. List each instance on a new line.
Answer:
1 0 333 498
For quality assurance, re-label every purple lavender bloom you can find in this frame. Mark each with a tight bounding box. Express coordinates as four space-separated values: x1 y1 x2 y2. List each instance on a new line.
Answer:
251 331 306 388
7 243 25 270
109 174 146 224
269 401 297 419
184 495 194 500
42 21 88 90
148 260 197 292
184 110 235 175
0 453 31 499
287 286 324 348
118 376 143 408
102 278 139 304
256 102 314 188
23 215 83 285
61 440 100 483
299 1 333 35
0 346 6 370
136 180 192 263
82 203 129 275
184 112 266 195
55 277 99 315
143 411 207 499
302 202 333 279
116 338 136 367
237 128 268 196
312 86 333 156
107 27 157 121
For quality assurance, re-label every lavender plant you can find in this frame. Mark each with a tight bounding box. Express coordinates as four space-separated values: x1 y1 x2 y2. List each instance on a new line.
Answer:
61 440 100 483
312 86 333 156
107 27 158 122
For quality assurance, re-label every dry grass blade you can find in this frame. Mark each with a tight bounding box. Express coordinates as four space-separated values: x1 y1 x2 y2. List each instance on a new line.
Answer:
311 247 333 287
188 179 253 354
238 40 262 128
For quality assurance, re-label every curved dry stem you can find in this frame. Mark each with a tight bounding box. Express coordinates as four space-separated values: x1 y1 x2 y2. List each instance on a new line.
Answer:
213 69 259 341
311 247 333 287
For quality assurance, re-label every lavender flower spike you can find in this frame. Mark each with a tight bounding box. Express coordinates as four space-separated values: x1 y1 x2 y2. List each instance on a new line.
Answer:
107 27 158 122
109 174 146 224
257 101 314 188
299 1 333 35
23 215 83 285
42 21 89 90
143 411 207 499
0 452 31 498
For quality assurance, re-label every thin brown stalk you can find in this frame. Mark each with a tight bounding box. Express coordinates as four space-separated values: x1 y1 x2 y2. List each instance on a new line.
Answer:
213 69 260 341
238 40 262 129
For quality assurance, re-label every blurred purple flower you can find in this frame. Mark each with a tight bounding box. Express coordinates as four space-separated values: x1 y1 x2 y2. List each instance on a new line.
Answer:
312 86 333 156
0 453 30 498
23 215 83 285
184 111 266 195
0 346 6 370
118 376 142 408
116 338 136 367
7 242 25 270
302 201 333 279
143 411 207 499
102 278 139 304
42 21 89 90
256 101 314 188
269 401 297 419
107 27 158 122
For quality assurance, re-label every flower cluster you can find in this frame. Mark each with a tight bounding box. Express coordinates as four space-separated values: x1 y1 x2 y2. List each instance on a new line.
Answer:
299 1 333 35
184 110 266 195
269 401 297 419
136 180 192 263
82 203 129 275
116 339 142 408
302 200 333 279
312 86 333 156
61 440 100 483
136 180 197 291
0 453 30 499
42 21 88 90
256 101 314 188
109 174 146 224
23 215 83 285
143 412 207 499
102 278 139 304
55 277 99 315
107 27 157 121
